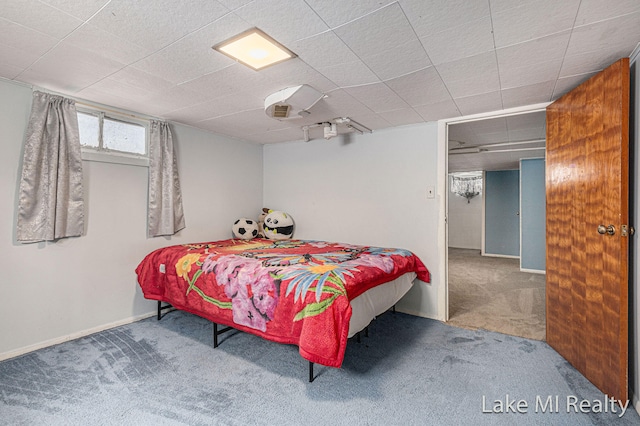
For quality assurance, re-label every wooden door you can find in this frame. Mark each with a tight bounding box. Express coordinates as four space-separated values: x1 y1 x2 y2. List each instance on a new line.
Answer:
546 58 630 402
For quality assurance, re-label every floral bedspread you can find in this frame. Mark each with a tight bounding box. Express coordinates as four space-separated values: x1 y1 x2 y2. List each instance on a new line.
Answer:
135 238 430 367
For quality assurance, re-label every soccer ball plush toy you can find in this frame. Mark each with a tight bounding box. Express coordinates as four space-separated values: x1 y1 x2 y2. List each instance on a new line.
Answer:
263 210 294 240
257 207 270 238
232 218 259 240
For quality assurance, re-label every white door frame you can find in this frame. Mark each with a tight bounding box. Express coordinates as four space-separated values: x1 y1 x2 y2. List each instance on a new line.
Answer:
437 102 550 321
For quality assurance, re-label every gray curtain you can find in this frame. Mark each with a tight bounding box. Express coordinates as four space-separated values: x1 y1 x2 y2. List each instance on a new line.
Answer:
16 91 84 243
148 120 185 237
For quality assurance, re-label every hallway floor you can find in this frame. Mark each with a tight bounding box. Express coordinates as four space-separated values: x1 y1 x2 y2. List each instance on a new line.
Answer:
447 248 546 340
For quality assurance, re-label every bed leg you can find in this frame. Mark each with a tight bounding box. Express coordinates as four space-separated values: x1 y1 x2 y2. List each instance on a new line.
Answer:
356 332 361 343
309 361 314 383
365 326 369 337
392 304 396 314
213 323 233 348
157 301 161 320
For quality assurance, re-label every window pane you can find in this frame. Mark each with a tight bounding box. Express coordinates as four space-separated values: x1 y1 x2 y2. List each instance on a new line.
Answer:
103 118 146 154
77 112 99 147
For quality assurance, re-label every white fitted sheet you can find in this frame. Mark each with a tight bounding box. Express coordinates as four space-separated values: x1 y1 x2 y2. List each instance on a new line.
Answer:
347 272 416 338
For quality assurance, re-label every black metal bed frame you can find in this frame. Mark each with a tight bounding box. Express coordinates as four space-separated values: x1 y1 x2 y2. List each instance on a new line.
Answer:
156 301 395 382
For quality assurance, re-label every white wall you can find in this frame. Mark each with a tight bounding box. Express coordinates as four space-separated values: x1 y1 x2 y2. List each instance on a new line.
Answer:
263 123 441 319
447 187 482 250
0 79 263 359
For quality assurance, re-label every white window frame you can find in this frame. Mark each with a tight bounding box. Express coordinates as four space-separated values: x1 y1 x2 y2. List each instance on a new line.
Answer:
77 106 150 167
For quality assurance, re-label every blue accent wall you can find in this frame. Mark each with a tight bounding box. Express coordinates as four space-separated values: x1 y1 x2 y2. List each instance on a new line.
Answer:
485 170 520 256
520 159 546 271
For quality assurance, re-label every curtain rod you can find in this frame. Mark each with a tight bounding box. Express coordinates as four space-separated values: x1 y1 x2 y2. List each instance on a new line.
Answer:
32 85 160 122
74 100 158 122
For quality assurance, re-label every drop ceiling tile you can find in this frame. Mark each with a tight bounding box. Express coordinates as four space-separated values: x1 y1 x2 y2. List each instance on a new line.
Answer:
419 16 494 65
448 125 479 145
322 89 374 117
106 67 176 95
400 0 490 38
0 0 83 39
345 112 391 131
500 58 563 90
506 112 547 141
466 116 507 135
360 39 431 81
414 99 461 122
89 0 230 52
305 0 396 29
289 30 361 70
0 42 42 70
501 81 554 109
496 31 570 70
344 83 411 113
570 11 640 54
506 111 547 129
39 0 110 21
19 43 125 93
166 92 264 123
575 0 640 26
201 108 292 136
179 63 276 101
378 108 425 127
63 23 155 65
133 12 253 85
385 67 452 106
333 3 417 57
0 17 59 56
491 0 581 48
552 72 597 99
507 128 547 143
316 60 380 88
75 85 158 116
259 58 338 94
0 62 25 80
246 127 307 144
81 76 158 102
454 91 503 116
142 86 217 115
217 0 253 11
436 52 500 98
233 0 329 44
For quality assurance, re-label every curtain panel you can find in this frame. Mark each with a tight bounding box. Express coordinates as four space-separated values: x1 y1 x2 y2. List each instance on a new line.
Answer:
16 91 84 243
148 120 185 237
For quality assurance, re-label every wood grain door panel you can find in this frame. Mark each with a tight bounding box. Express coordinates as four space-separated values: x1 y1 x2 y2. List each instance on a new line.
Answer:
546 58 629 402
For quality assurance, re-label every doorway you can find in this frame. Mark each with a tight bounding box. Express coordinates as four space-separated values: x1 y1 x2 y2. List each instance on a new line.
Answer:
444 109 547 340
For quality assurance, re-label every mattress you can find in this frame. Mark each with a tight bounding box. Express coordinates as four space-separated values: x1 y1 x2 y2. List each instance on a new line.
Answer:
348 272 416 337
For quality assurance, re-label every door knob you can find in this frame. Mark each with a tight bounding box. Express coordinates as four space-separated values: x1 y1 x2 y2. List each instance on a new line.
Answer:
597 225 616 235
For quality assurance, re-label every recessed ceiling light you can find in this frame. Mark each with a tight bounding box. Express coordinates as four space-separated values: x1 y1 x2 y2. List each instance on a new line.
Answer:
213 28 296 71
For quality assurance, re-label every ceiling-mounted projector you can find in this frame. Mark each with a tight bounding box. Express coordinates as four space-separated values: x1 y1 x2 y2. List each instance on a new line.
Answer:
265 84 325 120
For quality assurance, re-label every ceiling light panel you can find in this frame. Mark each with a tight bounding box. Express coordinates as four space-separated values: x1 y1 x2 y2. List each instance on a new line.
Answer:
213 28 296 71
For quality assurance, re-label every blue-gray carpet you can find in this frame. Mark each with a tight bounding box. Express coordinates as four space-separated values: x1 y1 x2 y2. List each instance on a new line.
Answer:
1 311 638 425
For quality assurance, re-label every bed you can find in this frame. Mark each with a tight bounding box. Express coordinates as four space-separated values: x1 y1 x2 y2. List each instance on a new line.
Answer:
135 238 429 379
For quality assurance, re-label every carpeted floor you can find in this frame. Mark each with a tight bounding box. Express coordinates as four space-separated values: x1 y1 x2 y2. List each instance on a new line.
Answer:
447 248 546 340
1 310 637 425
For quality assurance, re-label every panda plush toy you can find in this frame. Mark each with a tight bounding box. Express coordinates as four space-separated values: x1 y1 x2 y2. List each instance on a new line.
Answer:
232 218 259 240
263 211 294 240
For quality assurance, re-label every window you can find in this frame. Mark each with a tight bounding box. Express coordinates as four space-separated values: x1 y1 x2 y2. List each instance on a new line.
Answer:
77 108 148 166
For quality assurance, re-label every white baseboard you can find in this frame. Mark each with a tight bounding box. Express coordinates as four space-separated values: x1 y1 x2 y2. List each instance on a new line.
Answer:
0 311 156 362
520 268 546 274
483 253 519 259
633 390 640 417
